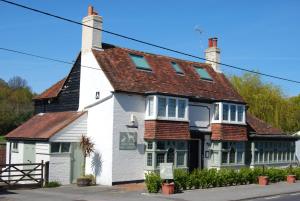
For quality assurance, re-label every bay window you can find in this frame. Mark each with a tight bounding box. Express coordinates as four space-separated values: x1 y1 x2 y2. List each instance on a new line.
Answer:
146 95 188 120
213 102 245 124
145 141 188 170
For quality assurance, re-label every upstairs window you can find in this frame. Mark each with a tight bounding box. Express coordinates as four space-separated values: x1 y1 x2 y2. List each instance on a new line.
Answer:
129 54 151 71
213 102 245 124
194 66 213 81
146 95 188 120
51 142 71 153
171 62 183 74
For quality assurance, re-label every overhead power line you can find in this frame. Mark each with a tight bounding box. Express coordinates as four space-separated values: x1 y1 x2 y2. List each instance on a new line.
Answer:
1 0 300 84
0 47 101 71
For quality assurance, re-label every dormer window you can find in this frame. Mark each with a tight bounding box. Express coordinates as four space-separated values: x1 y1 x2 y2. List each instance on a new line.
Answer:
146 95 188 121
171 62 183 74
213 102 245 124
129 54 152 71
194 66 213 81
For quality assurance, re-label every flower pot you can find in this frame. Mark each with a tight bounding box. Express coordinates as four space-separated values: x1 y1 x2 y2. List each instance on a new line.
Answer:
287 175 296 184
162 182 175 195
77 178 92 187
258 176 269 186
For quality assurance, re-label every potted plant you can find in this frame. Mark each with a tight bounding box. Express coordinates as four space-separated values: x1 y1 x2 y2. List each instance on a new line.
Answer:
287 165 296 184
258 166 269 186
162 179 175 195
77 135 95 187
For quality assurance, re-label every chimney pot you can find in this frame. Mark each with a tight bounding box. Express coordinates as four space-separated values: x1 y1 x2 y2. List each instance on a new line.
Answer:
212 38 218 47
208 38 213 48
88 5 94 16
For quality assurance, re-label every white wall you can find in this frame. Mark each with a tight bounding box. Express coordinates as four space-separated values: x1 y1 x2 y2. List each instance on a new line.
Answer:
112 93 145 183
6 141 24 164
35 142 50 163
78 51 114 110
50 113 87 142
189 102 213 132
49 154 71 185
85 95 114 185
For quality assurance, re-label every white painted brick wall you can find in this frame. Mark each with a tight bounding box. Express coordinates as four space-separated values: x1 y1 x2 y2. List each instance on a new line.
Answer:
112 93 145 183
49 154 71 185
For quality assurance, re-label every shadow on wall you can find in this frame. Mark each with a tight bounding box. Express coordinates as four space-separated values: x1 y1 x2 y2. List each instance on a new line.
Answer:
91 151 103 181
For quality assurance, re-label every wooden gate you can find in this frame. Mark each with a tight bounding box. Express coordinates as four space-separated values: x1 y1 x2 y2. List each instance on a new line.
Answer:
0 161 44 187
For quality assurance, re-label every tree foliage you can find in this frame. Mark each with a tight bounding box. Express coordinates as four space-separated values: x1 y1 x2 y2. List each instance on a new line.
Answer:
230 73 300 133
0 76 34 136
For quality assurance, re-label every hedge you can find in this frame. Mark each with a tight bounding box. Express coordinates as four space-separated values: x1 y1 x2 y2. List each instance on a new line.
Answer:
145 167 300 193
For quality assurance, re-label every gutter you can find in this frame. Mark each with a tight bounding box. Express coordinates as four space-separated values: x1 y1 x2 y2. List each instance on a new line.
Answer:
249 134 299 139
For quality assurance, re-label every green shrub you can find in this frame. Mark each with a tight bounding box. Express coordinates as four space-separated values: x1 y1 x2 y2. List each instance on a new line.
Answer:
44 181 61 188
266 168 286 183
293 167 300 179
173 169 189 192
145 172 162 193
188 169 200 189
238 168 253 184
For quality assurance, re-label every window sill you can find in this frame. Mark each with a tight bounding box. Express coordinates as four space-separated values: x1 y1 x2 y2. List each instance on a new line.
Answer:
12 150 18 153
145 117 189 122
211 121 246 125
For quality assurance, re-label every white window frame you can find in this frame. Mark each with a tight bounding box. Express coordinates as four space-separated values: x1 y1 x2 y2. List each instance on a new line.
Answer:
12 142 18 152
50 142 71 154
212 102 246 125
145 95 188 121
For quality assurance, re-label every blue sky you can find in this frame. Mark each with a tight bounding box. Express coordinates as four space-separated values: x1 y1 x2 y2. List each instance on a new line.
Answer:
0 0 300 96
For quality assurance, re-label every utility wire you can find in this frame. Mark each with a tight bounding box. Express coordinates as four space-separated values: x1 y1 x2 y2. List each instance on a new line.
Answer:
0 47 101 71
1 0 300 84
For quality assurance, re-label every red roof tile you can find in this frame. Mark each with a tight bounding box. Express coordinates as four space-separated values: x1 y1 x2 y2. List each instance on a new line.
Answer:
6 111 86 140
92 44 245 103
246 113 283 135
33 77 66 100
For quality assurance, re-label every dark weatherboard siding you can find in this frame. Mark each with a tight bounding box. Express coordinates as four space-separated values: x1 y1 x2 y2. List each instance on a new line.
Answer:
34 54 81 113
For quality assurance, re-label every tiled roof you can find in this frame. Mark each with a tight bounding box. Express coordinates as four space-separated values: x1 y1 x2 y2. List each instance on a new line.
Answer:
246 113 284 135
33 77 66 100
5 111 86 140
92 44 245 103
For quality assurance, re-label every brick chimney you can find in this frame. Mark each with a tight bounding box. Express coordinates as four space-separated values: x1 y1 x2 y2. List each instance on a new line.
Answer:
205 37 221 73
81 6 102 54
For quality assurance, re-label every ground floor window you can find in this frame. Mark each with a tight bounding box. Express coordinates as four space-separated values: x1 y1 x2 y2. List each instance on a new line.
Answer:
253 141 295 164
221 142 245 165
145 140 188 170
12 142 18 152
50 142 71 153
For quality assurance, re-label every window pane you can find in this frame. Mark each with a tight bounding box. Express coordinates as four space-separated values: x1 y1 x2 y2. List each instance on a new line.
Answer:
156 153 165 167
237 106 244 122
259 151 263 163
168 98 176 117
223 104 229 121
148 97 154 116
222 142 228 149
171 62 183 74
177 152 185 166
167 148 175 163
51 143 60 153
254 152 259 163
229 148 236 163
157 141 165 150
147 153 153 166
222 152 228 164
178 100 186 118
269 151 273 162
13 142 18 150
177 141 186 150
61 143 71 153
147 141 153 150
194 67 213 80
237 152 243 164
130 54 151 70
214 104 219 120
230 105 236 121
158 97 167 117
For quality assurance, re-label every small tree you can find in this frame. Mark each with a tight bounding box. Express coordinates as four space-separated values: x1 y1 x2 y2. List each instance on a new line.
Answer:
80 135 95 177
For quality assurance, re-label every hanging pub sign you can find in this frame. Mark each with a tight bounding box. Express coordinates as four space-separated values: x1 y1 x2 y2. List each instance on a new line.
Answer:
119 132 137 150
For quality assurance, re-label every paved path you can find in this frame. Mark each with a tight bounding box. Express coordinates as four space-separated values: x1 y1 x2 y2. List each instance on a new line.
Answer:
1 182 300 201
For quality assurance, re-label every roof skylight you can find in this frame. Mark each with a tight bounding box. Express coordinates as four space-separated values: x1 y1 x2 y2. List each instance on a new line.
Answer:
129 54 151 71
194 66 213 81
171 62 183 74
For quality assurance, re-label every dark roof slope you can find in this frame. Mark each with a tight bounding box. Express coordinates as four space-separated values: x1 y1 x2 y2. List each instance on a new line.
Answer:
34 77 66 100
246 113 283 135
92 44 245 103
6 111 86 140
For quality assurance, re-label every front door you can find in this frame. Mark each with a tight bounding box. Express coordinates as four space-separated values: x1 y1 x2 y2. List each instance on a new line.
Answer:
23 142 35 164
71 143 84 183
188 140 199 172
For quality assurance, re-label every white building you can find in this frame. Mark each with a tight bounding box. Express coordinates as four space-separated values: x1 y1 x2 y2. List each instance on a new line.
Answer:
6 6 297 186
